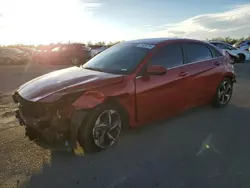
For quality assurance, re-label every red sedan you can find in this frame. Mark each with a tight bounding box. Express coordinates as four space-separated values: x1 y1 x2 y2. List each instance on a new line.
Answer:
33 43 91 65
13 38 236 154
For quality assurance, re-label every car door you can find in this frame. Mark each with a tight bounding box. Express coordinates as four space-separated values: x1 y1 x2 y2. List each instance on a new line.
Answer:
135 43 192 124
182 42 224 106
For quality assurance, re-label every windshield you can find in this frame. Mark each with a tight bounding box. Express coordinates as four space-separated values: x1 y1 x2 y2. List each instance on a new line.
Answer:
82 42 153 74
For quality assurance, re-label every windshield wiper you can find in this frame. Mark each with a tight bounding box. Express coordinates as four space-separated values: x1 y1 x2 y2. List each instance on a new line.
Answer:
83 67 106 72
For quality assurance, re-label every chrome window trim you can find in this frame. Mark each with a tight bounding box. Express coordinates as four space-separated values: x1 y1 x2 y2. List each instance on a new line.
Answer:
135 56 219 79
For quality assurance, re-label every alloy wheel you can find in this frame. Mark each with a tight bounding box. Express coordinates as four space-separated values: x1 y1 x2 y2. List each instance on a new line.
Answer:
92 109 122 149
218 80 232 104
72 57 80 65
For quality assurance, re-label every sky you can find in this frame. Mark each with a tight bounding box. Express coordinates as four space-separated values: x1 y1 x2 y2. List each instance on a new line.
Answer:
0 0 249 45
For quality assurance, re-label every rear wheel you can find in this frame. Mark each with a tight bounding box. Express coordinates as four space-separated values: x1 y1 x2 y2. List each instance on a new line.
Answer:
212 78 233 108
78 104 123 153
236 54 245 63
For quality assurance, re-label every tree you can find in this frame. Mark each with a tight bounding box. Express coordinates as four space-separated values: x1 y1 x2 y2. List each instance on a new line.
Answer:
209 36 247 45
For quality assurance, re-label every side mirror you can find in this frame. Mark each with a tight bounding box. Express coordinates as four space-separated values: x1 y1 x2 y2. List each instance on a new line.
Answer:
147 65 167 75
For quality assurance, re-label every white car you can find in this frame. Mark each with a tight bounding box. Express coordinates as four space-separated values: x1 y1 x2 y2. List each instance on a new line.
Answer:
233 40 250 52
210 41 250 63
90 46 107 58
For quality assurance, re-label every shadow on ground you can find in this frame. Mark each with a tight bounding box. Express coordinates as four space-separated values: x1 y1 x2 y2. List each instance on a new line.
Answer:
20 103 250 188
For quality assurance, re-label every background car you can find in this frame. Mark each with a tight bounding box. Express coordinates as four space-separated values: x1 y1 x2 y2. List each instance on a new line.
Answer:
233 39 250 52
210 41 250 63
33 43 91 65
17 47 38 57
13 38 235 154
0 47 30 65
90 45 108 58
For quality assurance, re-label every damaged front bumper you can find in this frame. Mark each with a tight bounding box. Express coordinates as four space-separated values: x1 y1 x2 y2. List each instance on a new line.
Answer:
13 92 75 150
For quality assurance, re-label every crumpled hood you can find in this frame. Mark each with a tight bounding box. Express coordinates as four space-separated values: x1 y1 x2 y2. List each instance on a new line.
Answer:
17 66 123 101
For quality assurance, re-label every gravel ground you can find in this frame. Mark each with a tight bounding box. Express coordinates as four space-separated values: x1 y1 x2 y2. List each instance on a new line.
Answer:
0 62 250 188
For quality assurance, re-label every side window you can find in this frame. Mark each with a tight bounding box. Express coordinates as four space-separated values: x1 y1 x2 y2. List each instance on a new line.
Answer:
216 43 230 50
247 42 250 45
224 44 234 50
150 44 183 68
183 43 213 63
211 43 218 47
207 45 223 57
231 46 238 50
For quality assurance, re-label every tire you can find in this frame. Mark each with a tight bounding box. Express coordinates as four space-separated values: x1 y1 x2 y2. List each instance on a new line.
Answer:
212 77 233 108
71 57 80 65
78 103 124 153
236 54 245 63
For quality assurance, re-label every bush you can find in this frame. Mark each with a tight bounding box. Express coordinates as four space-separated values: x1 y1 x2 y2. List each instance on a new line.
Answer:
207 36 250 45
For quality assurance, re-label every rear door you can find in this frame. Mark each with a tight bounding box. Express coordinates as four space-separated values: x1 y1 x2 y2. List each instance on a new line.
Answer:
182 42 224 105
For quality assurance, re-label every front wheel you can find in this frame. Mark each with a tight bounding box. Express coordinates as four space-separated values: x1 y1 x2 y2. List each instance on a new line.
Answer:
78 104 123 153
71 57 81 65
212 78 233 108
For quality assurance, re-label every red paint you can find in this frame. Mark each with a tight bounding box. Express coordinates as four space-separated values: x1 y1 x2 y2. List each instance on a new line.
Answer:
33 43 91 65
16 38 236 128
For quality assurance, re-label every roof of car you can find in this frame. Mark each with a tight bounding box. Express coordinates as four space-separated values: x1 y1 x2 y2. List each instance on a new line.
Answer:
125 37 201 45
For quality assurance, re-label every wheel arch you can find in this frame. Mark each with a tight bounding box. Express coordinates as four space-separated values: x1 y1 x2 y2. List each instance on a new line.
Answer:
238 53 246 59
223 74 236 83
104 97 130 129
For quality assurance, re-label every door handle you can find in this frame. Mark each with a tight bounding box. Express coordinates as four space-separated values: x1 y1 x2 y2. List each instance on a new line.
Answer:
214 61 222 66
179 72 189 77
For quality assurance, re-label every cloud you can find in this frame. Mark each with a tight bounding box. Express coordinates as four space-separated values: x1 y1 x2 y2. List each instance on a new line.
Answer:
146 4 250 39
0 0 106 45
80 0 102 11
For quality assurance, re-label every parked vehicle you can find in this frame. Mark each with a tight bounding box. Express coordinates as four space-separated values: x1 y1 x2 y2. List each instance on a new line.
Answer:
17 47 37 56
13 38 236 154
233 40 250 52
90 46 107 58
210 41 250 63
0 47 30 65
33 43 91 65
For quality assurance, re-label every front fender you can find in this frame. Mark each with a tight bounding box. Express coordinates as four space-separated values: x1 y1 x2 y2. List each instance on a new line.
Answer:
72 90 105 110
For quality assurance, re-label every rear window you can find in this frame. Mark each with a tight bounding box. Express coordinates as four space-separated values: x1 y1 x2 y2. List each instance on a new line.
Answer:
183 43 213 64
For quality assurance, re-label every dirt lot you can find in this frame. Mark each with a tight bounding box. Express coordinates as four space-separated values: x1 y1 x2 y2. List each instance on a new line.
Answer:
1 63 250 188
